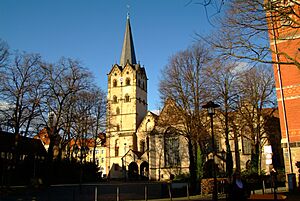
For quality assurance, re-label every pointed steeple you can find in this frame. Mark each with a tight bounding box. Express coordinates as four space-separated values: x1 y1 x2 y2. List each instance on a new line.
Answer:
120 15 137 67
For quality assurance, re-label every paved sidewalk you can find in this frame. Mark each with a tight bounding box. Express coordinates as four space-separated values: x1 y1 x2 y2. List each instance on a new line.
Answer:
128 193 300 201
127 194 227 201
127 190 300 201
2 185 300 201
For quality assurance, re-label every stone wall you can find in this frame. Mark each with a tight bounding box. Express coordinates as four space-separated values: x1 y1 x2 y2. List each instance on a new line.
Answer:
201 178 228 194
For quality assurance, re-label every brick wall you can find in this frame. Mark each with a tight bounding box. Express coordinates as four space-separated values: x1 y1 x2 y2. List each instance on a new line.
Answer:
268 3 300 177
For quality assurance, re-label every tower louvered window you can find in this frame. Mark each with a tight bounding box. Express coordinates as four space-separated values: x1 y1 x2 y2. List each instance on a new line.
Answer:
113 79 117 87
113 96 118 103
126 78 131 86
125 94 130 102
115 139 119 157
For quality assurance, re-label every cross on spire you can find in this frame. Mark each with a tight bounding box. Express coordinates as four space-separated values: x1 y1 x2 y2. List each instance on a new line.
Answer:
127 4 130 19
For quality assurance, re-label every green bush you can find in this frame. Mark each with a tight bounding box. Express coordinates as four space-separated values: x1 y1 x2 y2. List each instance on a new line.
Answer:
174 173 190 182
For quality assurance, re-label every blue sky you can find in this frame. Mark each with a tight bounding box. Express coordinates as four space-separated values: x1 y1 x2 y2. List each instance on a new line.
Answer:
0 0 214 111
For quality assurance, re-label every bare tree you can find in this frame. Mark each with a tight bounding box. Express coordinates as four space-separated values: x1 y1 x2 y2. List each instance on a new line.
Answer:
89 87 106 163
0 52 45 136
159 43 211 190
201 0 300 69
40 58 92 162
205 59 241 176
70 87 106 163
0 39 9 68
236 65 276 173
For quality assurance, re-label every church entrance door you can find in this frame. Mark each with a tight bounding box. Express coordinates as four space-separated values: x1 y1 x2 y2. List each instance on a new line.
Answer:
128 162 139 180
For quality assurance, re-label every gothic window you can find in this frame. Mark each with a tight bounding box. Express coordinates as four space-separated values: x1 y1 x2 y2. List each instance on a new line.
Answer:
125 94 130 102
116 124 120 131
215 138 221 152
242 136 252 155
164 128 180 167
140 140 145 153
113 79 117 87
229 140 235 152
142 81 145 90
242 127 252 155
115 139 119 157
146 136 149 151
138 79 141 87
116 107 120 115
126 78 131 86
113 95 118 103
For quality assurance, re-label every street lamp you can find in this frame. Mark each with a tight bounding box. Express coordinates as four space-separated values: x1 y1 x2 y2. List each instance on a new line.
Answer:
202 101 220 201
124 142 127 181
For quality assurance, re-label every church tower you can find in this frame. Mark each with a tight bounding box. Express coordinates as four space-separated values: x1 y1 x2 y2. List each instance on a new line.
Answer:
106 14 148 178
267 1 300 186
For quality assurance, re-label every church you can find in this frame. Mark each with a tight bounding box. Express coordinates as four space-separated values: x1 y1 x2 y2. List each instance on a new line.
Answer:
105 14 190 180
105 13 283 182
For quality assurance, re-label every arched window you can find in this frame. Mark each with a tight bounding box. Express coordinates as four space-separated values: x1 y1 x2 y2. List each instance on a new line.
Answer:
115 140 119 157
125 94 130 102
116 107 120 115
146 136 149 151
138 80 141 87
242 127 252 155
125 78 131 86
113 96 118 103
140 140 145 153
113 79 117 87
164 128 180 167
116 124 120 131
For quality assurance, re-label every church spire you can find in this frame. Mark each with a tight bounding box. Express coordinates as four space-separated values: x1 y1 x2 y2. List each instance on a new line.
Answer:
120 14 136 67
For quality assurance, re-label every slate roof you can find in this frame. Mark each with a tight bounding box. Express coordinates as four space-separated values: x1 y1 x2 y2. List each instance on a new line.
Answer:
120 16 137 67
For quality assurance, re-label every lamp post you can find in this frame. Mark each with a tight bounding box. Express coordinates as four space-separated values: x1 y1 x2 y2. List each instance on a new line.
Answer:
203 101 220 201
124 142 127 181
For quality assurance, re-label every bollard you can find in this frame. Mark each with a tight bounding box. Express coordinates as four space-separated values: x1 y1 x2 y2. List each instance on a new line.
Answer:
117 186 120 201
95 186 97 201
187 183 190 200
145 185 148 201
73 188 75 201
168 183 172 201
262 180 265 194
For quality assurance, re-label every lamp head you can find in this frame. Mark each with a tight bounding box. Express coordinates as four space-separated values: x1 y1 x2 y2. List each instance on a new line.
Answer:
202 101 220 115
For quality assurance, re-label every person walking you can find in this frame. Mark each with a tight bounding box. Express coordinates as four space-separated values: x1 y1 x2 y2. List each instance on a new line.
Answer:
227 172 248 201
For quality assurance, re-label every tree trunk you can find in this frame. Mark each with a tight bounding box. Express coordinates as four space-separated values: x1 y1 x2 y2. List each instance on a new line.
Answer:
188 138 197 194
